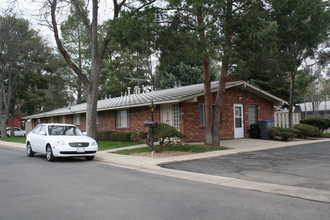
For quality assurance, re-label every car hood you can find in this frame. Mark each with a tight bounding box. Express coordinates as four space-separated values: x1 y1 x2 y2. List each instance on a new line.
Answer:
51 135 96 143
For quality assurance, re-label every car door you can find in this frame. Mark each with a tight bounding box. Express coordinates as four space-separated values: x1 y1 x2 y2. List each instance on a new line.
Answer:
37 125 48 154
29 126 40 152
14 128 22 136
29 125 44 153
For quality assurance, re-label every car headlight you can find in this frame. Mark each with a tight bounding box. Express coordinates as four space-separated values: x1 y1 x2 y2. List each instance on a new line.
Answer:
91 141 97 146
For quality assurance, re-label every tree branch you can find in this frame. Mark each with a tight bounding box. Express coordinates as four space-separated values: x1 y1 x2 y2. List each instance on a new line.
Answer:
137 0 157 10
70 0 92 36
50 0 89 86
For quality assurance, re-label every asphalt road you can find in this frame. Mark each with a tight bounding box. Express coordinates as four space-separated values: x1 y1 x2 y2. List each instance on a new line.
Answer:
0 145 330 220
162 142 330 191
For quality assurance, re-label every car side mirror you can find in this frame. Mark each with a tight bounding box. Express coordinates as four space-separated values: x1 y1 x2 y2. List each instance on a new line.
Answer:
39 131 46 136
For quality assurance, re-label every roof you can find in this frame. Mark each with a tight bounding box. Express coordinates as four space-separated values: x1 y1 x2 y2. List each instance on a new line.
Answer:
25 81 286 119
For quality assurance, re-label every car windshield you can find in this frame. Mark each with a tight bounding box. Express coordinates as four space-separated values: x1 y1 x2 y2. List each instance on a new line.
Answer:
48 125 84 136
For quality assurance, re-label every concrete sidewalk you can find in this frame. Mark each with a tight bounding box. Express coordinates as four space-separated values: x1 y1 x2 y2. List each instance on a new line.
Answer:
1 138 330 203
96 138 330 168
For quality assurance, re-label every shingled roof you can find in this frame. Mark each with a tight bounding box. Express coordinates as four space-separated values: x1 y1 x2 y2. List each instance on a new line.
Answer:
25 81 286 119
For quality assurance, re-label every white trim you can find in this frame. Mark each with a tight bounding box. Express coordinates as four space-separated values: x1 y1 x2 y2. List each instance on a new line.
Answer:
234 104 244 138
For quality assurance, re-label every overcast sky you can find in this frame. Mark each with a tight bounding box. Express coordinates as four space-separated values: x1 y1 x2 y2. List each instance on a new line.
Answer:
0 0 116 47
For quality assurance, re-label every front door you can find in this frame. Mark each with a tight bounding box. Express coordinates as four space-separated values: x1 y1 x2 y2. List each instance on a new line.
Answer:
234 104 244 138
161 104 173 126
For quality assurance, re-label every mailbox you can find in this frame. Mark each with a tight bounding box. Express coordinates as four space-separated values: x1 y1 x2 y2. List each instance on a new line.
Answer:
143 121 158 128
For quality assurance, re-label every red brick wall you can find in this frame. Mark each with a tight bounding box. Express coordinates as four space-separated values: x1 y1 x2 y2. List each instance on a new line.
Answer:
96 106 160 133
181 87 274 141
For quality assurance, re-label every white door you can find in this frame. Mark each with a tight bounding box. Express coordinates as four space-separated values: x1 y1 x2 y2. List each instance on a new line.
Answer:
161 104 173 126
234 104 244 138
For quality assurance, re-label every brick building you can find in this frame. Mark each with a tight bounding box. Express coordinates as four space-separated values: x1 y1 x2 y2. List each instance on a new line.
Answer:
25 81 286 141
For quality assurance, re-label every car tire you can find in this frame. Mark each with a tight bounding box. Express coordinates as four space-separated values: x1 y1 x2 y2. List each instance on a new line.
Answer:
46 145 55 162
26 143 35 157
85 156 94 161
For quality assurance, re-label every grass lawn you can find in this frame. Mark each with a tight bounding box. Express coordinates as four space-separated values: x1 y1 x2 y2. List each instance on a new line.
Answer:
98 141 142 151
1 137 140 151
1 137 26 144
322 133 330 138
113 144 229 155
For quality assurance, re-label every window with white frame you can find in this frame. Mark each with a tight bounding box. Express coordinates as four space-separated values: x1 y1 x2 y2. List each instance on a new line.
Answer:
173 104 180 131
73 114 80 125
116 109 129 128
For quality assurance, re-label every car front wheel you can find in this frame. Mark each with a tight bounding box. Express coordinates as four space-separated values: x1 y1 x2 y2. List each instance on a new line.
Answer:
26 143 35 157
46 145 55 162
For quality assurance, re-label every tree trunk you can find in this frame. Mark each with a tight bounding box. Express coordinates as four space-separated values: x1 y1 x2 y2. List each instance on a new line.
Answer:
0 71 11 138
212 66 227 146
197 14 213 145
212 0 232 146
288 72 296 128
10 116 15 136
202 55 213 145
85 0 101 139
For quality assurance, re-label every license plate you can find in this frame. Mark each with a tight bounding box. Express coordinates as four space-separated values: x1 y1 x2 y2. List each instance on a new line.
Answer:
77 148 85 153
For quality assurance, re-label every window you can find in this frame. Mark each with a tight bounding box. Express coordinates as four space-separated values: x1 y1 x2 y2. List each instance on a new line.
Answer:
32 125 42 134
199 104 205 126
39 125 46 134
199 103 217 126
48 117 53 123
248 105 258 125
61 116 66 123
73 114 80 125
116 109 129 128
173 104 180 131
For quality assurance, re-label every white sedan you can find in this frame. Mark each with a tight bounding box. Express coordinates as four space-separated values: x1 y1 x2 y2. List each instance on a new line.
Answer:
6 127 26 137
26 123 98 162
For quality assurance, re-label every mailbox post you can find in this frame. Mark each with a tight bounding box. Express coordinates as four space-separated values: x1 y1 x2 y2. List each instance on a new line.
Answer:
143 99 157 155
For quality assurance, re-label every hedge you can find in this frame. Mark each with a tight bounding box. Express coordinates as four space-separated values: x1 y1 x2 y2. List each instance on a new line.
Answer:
96 131 113 141
110 132 133 142
294 123 321 138
268 127 301 141
300 117 330 132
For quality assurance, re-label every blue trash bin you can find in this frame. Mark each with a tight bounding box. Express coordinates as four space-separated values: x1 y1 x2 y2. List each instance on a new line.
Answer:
258 120 275 139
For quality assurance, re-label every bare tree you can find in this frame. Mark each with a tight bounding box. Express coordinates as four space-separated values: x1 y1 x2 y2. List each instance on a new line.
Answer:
46 0 158 138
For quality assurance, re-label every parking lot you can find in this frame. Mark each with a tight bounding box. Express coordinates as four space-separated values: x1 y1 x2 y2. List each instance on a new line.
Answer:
162 142 330 191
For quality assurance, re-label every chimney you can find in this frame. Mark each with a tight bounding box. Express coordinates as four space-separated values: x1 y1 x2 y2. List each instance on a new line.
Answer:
127 87 131 96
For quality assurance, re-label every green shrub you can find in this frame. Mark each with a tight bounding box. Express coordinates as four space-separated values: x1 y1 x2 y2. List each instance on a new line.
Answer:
147 123 186 152
300 117 330 132
131 131 148 142
268 127 301 141
110 132 133 142
294 123 321 138
96 131 112 141
137 130 148 139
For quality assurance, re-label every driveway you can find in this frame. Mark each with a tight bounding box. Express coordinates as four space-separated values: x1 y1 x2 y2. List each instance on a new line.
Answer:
161 142 330 191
